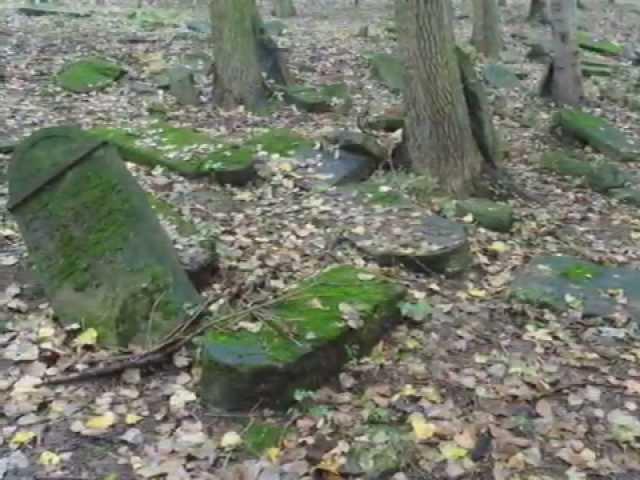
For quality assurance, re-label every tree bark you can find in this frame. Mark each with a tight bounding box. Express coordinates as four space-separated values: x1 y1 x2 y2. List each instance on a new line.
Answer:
398 0 486 197
471 0 502 59
528 0 549 23
546 0 583 105
273 0 296 17
209 0 270 110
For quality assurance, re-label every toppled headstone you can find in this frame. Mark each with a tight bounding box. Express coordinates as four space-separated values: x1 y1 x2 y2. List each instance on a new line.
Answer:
511 256 640 319
8 127 201 347
484 64 520 90
577 31 624 57
368 52 405 93
456 198 514 232
56 57 125 93
199 265 406 410
168 66 200 106
16 6 90 17
554 109 640 162
284 83 351 113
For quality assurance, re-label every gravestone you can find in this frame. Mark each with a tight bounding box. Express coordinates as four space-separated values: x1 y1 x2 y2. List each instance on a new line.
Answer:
8 127 201 347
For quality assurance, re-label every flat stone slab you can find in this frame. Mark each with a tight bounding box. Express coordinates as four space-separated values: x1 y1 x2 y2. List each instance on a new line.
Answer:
511 256 640 319
0 138 16 154
16 6 91 17
91 125 310 185
199 265 406 410
577 32 624 57
56 57 125 93
284 83 351 113
554 109 640 162
484 63 520 90
368 52 405 93
456 198 515 233
8 127 201 347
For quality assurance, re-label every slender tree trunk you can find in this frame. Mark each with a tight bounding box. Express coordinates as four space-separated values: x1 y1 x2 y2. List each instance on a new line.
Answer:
471 0 502 59
398 0 485 197
209 0 269 110
547 0 583 105
528 0 549 23
273 0 296 17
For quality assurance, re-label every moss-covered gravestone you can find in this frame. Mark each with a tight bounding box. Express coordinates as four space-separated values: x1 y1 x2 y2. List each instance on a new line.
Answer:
368 53 405 93
8 127 201 347
284 83 351 113
199 266 406 410
456 198 514 233
511 256 640 319
56 57 125 93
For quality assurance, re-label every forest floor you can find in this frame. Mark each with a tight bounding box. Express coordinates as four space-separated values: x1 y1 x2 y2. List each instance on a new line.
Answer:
2 0 640 479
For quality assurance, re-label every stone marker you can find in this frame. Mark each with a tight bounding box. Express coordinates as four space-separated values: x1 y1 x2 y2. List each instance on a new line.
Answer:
456 198 514 233
57 57 125 93
284 83 351 113
368 52 405 93
199 265 406 410
512 256 640 319
8 127 201 347
168 66 200 106
484 63 520 90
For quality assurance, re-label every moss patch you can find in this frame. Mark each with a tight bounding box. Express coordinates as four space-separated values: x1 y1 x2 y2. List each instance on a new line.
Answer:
199 266 406 410
244 423 287 456
367 53 405 93
577 32 624 57
284 83 352 113
561 262 603 283
56 57 125 93
541 151 594 177
456 198 514 233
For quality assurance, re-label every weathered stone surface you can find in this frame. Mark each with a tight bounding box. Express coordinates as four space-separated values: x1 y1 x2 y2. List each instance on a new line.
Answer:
365 113 404 132
284 83 351 113
542 151 631 193
512 256 640 319
16 6 90 17
0 138 16 154
184 20 212 35
199 265 406 410
554 109 640 162
577 31 624 57
484 64 520 90
609 188 640 207
263 20 287 37
324 130 387 164
587 162 629 193
541 151 594 177
368 52 405 93
456 198 514 232
91 123 285 185
346 210 471 275
168 66 200 106
56 57 125 93
8 127 201 347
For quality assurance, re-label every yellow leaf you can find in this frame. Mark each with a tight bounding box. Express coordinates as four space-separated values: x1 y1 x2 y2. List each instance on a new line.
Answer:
38 326 56 340
220 431 242 449
85 412 116 431
125 414 143 425
74 328 98 347
265 447 281 463
10 431 36 447
357 273 375 281
39 451 61 466
440 442 468 460
468 288 488 299
488 241 509 254
408 412 437 441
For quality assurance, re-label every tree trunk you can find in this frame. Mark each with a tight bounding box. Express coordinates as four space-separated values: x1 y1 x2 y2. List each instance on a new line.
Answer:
471 0 502 59
209 0 270 110
528 0 549 23
397 0 486 197
544 0 583 105
273 0 296 17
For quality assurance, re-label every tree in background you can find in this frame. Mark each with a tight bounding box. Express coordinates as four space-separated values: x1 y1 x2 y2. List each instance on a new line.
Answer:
472 0 502 59
273 0 296 17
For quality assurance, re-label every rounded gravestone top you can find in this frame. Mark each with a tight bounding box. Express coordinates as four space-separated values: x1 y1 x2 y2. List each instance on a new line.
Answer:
8 126 105 212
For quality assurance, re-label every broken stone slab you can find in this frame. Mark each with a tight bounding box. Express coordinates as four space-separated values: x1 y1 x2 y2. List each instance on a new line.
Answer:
554 109 640 162
199 265 406 410
168 66 200 106
90 123 272 186
577 31 624 57
456 198 514 233
511 256 640 319
16 6 91 17
148 194 217 291
484 63 520 90
8 127 201 347
368 52 405 93
526 42 551 63
56 57 125 93
541 151 594 178
283 83 351 113
345 208 471 275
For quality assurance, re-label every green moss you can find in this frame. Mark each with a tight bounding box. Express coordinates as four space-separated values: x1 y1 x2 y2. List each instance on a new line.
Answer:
541 151 594 177
577 32 624 56
56 57 125 93
147 194 197 237
284 84 351 113
512 287 566 310
244 423 287 456
561 263 603 283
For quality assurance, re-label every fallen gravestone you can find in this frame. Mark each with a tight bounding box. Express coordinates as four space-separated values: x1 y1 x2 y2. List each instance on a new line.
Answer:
484 63 520 90
168 66 200 106
199 265 406 409
554 109 640 162
512 256 640 319
8 127 202 347
16 5 91 17
577 32 624 57
368 52 405 93
283 83 351 113
56 57 125 93
456 198 514 232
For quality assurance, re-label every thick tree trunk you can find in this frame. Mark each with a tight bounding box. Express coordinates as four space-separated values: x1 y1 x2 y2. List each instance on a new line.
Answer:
209 0 270 110
471 0 502 59
398 0 486 197
273 0 296 17
546 0 583 105
528 0 549 23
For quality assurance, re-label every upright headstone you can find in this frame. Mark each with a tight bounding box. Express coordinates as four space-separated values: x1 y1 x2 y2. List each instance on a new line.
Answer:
8 127 201 347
